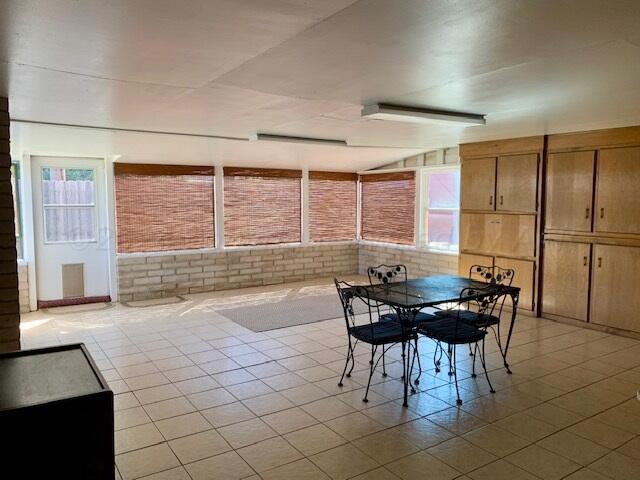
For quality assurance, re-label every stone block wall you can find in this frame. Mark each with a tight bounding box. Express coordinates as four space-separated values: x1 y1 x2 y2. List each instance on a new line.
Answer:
358 243 458 278
0 97 20 351
18 263 30 313
118 243 358 302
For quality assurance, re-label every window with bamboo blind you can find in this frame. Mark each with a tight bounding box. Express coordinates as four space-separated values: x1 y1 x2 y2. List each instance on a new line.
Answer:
224 167 301 246
309 171 357 242
114 163 214 253
360 171 416 245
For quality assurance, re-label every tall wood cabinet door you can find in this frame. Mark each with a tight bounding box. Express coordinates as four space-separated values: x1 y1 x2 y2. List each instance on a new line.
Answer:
461 157 496 211
595 147 640 234
496 154 538 213
495 257 535 310
591 244 640 333
459 253 493 281
541 241 590 321
545 151 595 232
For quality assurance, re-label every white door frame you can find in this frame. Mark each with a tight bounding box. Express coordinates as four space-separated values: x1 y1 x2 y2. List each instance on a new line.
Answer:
21 154 117 307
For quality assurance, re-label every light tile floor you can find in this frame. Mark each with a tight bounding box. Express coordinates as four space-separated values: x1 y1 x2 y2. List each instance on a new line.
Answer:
20 278 640 480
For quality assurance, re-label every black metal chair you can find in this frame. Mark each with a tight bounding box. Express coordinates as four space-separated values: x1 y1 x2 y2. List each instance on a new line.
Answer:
418 284 502 405
366 264 436 387
435 264 514 370
367 264 435 325
335 279 418 402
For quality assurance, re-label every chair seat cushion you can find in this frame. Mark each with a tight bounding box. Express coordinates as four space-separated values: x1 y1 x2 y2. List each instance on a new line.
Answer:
418 317 486 345
348 322 404 345
380 311 437 325
434 309 500 328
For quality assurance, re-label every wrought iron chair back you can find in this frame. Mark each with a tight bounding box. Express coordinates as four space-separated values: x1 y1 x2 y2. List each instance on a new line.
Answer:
460 283 510 327
367 264 408 285
334 279 376 335
469 264 515 286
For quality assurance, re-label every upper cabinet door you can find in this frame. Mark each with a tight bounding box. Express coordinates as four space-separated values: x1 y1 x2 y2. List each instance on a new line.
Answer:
460 157 496 211
496 154 538 213
545 151 595 232
595 147 640 235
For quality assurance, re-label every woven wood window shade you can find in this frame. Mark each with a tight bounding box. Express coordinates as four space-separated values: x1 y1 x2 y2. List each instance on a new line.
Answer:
223 167 302 246
309 171 357 242
360 171 416 245
114 163 214 253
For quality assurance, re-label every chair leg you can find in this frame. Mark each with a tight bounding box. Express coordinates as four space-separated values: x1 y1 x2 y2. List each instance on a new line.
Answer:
382 349 387 377
433 342 442 373
468 344 474 357
471 343 478 378
492 324 511 374
479 337 496 394
338 338 354 387
447 344 454 377
409 342 417 394
414 337 422 385
363 345 377 403
452 344 462 405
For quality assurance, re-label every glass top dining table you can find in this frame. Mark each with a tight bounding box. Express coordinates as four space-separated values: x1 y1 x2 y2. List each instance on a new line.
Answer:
359 275 521 406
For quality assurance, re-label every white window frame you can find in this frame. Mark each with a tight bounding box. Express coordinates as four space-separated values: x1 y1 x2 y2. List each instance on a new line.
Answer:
419 165 460 254
41 166 98 244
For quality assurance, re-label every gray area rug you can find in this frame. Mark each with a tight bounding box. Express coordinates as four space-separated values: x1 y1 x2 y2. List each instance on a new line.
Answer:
218 293 367 332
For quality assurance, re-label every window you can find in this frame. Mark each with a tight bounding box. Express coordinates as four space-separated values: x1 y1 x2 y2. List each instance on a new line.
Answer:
360 172 416 245
423 168 460 252
309 171 357 242
10 163 22 258
42 167 97 243
114 163 214 253
224 167 301 246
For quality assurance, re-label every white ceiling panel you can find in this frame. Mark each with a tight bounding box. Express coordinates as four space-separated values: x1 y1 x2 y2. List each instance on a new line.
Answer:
2 0 640 169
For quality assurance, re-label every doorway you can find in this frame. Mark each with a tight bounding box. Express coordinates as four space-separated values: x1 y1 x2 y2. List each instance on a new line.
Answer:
31 157 111 307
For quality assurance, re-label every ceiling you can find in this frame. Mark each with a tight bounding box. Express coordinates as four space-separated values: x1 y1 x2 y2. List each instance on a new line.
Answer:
2 0 640 170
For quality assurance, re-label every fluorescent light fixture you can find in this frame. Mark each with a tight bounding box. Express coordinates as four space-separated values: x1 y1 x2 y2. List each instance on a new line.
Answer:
361 103 486 126
249 133 347 146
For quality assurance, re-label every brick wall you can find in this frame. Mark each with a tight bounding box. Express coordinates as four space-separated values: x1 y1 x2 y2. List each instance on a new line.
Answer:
358 243 458 278
0 97 20 351
18 263 30 313
118 243 358 302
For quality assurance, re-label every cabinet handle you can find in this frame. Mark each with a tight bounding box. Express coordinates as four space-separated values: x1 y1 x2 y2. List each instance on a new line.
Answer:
489 195 493 206
600 208 604 219
585 207 590 219
499 195 503 205
583 256 588 266
597 257 602 268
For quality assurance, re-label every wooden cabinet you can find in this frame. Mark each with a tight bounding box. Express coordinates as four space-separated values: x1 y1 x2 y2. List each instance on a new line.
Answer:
460 136 542 314
590 244 640 333
460 213 536 258
545 151 595 232
542 240 590 321
460 157 496 211
497 154 538 213
495 257 535 310
595 147 640 235
459 253 493 281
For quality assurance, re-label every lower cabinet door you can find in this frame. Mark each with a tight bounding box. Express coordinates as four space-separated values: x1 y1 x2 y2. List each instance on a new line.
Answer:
495 257 535 311
459 253 494 281
542 240 590 321
591 244 640 333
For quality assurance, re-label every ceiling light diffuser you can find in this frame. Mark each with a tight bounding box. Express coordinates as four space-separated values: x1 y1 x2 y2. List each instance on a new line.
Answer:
361 103 486 126
250 133 347 146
